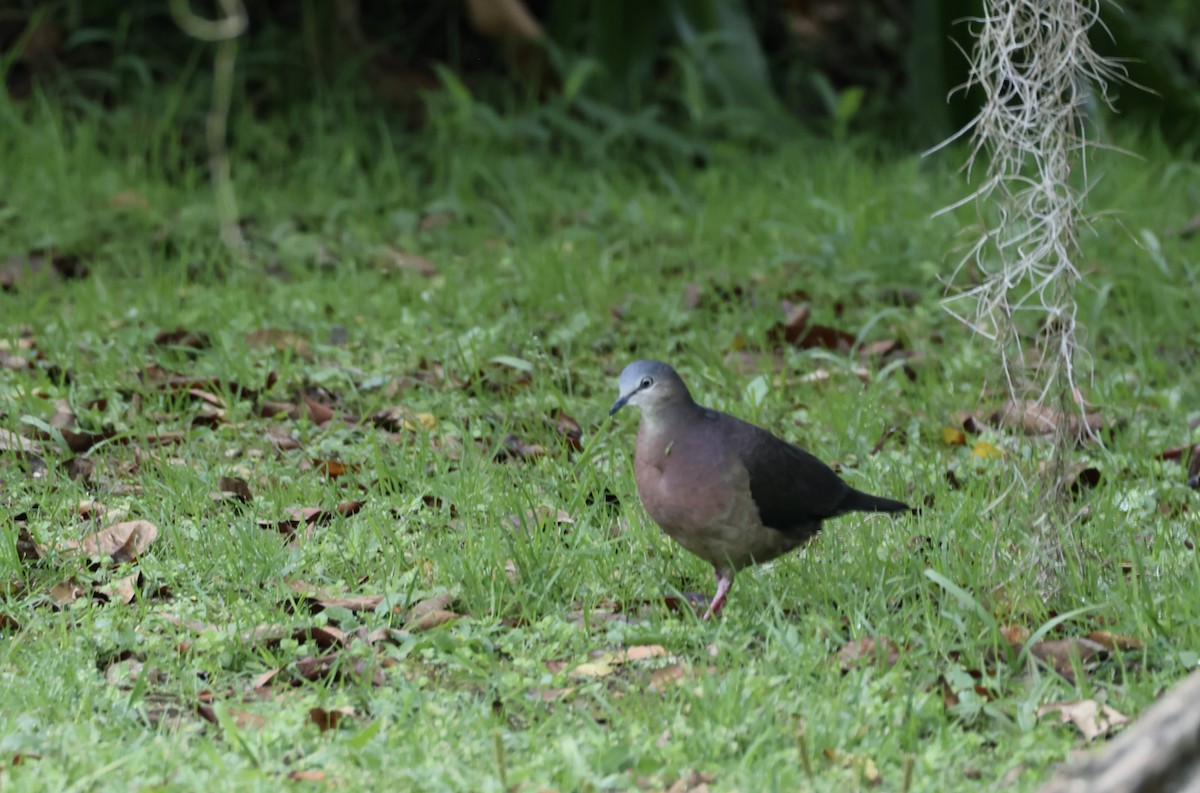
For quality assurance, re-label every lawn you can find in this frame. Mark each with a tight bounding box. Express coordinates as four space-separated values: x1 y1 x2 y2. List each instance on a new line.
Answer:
1 94 1199 792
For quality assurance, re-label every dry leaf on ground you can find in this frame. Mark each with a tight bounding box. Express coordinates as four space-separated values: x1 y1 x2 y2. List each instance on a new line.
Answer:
569 655 615 679
288 582 385 613
402 591 459 632
98 572 140 605
1028 637 1109 683
294 651 386 686
941 427 967 446
662 770 717 793
549 409 582 451
374 248 439 277
527 686 576 702
244 328 312 360
496 433 545 461
823 748 882 786
992 398 1104 441
51 520 159 564
214 475 253 503
647 664 688 692
260 500 364 538
288 770 327 783
506 507 574 531
153 327 211 351
768 302 811 345
368 405 436 432
49 578 87 606
838 636 901 672
1036 699 1129 742
301 395 337 426
616 645 668 663
1085 631 1144 652
309 706 355 731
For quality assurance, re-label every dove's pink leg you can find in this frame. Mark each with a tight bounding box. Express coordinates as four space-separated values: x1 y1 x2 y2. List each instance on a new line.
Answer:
702 569 733 620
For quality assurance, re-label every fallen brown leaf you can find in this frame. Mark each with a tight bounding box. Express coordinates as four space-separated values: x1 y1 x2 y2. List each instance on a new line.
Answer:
773 299 812 343
109 189 149 211
63 456 95 482
1028 637 1109 683
527 686 576 702
244 328 312 360
823 748 882 786
374 247 439 277
1036 699 1128 742
104 657 165 688
368 405 436 432
549 409 583 451
992 399 1103 441
838 636 901 672
288 582 385 613
265 428 302 450
16 528 41 561
418 211 456 231
287 770 327 782
294 652 386 686
1085 631 1144 652
647 664 688 692
258 400 299 419
250 667 282 690
309 705 355 732
42 398 112 453
49 578 87 607
301 395 337 426
311 459 357 478
294 625 349 649
403 591 459 632
0 249 88 290
405 609 460 633
216 475 253 503
616 645 668 663
1037 459 1101 496
799 323 856 352
98 572 140 605
142 364 277 401
152 327 211 351
261 500 364 538
49 520 159 564
0 429 41 454
506 507 574 531
663 770 717 793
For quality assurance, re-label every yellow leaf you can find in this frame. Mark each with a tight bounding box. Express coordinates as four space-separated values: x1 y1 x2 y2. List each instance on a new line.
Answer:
972 440 1003 459
406 412 437 431
941 426 966 445
823 749 882 785
568 659 614 679
615 645 668 663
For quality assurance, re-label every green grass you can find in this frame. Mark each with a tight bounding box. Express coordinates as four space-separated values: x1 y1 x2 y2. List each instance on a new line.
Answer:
1 92 1199 792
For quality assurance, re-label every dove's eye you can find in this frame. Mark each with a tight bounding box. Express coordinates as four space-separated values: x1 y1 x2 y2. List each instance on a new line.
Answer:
640 377 653 389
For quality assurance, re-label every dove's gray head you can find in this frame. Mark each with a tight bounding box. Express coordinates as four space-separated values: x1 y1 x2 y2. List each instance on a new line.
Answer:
609 360 694 419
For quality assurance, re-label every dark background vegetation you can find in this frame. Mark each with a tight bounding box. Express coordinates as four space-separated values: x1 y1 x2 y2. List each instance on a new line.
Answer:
3 0 1198 158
